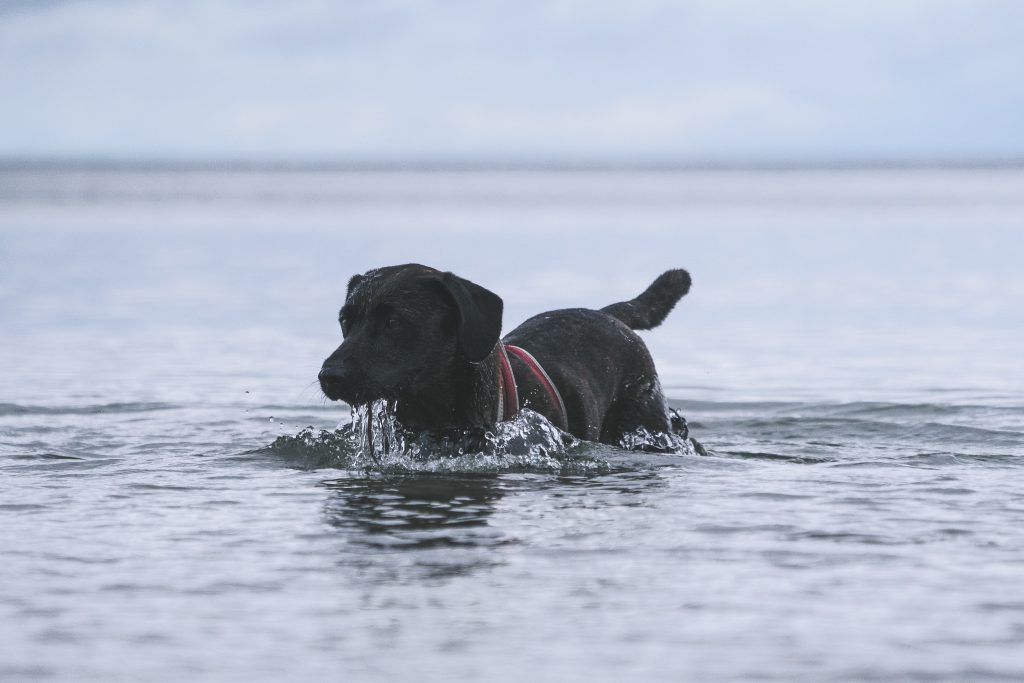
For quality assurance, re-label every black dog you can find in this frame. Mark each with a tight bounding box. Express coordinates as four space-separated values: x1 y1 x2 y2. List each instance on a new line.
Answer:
319 264 690 446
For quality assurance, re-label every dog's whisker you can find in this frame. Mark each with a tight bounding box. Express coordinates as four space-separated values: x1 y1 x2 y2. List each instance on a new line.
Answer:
294 380 323 403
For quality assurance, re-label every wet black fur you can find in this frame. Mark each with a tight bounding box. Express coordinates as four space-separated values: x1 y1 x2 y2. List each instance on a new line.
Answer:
319 264 691 445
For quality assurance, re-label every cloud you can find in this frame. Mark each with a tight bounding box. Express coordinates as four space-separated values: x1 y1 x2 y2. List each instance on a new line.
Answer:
1 0 1022 161
450 86 824 156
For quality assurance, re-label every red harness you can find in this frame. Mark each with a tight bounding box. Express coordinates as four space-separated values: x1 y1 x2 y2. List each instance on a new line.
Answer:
495 343 568 431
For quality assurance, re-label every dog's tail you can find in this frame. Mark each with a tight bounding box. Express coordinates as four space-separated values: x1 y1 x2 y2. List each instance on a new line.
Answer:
600 269 691 330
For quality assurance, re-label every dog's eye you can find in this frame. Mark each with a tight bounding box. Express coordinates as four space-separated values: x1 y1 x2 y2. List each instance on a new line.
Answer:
383 317 401 330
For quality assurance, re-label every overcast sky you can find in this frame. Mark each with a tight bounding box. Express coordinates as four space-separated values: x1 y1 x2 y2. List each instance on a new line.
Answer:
1 0 1022 163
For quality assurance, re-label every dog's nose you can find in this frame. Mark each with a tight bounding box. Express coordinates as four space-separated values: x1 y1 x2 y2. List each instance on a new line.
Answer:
318 364 350 399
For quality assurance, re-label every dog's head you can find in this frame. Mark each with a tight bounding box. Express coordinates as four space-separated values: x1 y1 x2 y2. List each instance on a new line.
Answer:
318 264 503 408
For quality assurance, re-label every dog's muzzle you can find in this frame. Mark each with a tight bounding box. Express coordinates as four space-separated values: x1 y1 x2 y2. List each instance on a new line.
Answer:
318 364 352 402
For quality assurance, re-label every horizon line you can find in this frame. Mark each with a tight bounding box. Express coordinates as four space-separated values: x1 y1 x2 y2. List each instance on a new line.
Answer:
2 155 1024 172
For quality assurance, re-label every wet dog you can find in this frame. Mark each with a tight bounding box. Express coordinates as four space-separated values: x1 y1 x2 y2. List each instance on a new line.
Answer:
319 264 690 447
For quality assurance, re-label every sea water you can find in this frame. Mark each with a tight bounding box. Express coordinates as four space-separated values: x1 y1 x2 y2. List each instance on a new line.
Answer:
2 165 1023 681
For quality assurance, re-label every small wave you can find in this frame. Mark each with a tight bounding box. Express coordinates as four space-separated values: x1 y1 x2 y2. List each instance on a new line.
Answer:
673 397 1024 469
7 452 85 461
0 402 177 417
124 483 203 492
260 402 698 474
718 450 833 465
906 422 1024 447
787 530 899 545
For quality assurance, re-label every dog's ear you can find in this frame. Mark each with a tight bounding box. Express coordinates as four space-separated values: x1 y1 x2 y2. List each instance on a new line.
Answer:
439 272 503 363
346 273 365 299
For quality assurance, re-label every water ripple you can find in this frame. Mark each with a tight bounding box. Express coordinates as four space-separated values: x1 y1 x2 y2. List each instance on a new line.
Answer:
0 402 179 416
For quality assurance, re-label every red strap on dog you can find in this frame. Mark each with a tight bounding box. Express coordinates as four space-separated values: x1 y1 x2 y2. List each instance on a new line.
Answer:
495 343 519 424
496 343 568 431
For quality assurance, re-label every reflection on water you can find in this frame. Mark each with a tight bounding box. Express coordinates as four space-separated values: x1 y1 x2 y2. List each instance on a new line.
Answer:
322 475 506 549
318 471 674 585
321 475 509 583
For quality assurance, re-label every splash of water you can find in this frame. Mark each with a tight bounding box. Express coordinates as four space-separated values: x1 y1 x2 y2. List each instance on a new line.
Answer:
346 400 587 472
617 427 695 454
350 400 402 468
266 401 700 473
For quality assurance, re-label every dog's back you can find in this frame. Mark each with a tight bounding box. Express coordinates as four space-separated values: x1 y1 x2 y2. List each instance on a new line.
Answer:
503 269 690 443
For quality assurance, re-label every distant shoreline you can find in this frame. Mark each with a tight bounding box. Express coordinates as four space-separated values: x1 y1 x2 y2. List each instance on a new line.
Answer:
2 158 1023 173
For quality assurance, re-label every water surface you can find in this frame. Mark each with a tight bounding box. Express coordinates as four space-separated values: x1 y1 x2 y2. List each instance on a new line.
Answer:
2 166 1023 681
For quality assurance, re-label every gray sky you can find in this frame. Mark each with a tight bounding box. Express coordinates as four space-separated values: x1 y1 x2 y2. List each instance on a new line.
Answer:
2 0 1022 163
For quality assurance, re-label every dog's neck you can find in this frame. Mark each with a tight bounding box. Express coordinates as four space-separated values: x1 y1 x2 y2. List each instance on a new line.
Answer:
394 347 502 431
